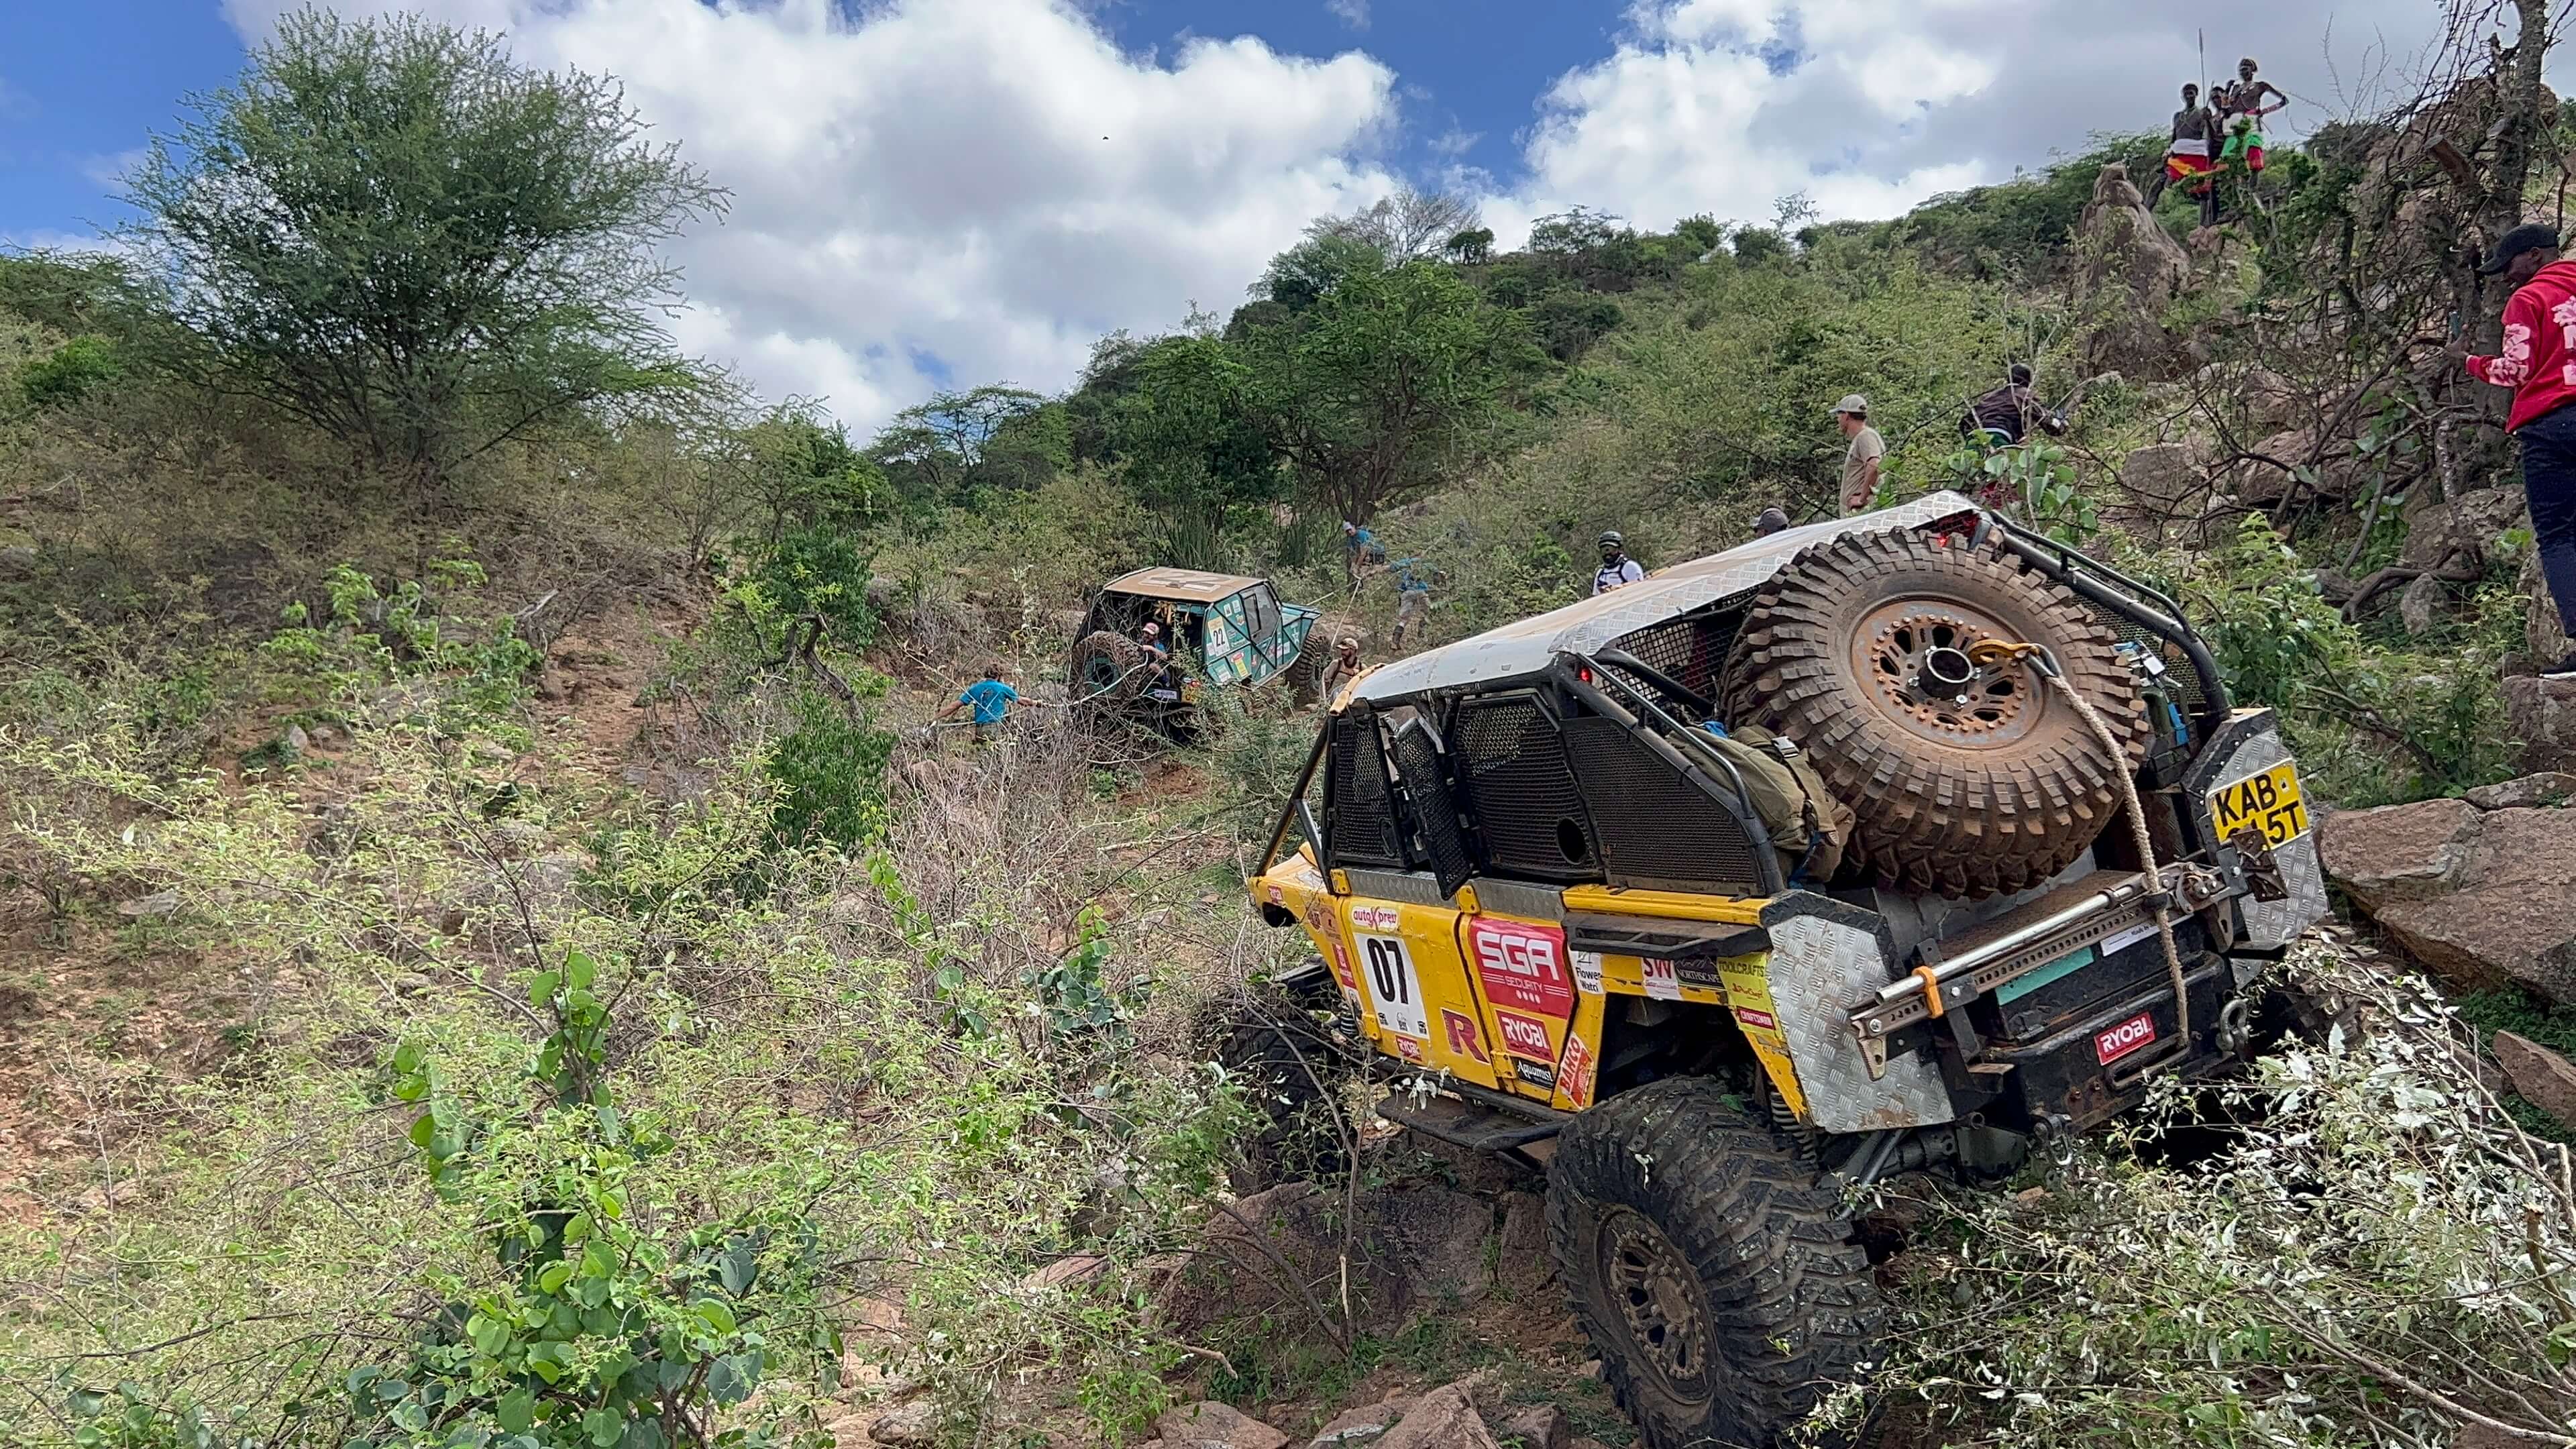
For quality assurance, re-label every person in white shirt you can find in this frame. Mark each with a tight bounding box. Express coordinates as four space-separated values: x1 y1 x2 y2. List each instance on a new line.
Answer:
1593 531 1645 594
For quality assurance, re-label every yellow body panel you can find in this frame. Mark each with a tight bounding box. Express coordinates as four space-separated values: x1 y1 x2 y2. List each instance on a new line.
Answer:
1558 885 1769 924
1250 862 1818 1122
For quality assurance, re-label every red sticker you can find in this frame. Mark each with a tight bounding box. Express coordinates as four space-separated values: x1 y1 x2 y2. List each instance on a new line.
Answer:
1469 918 1574 1018
1441 1009 1491 1064
1393 1034 1426 1065
1558 1030 1598 1109
2094 1012 2157 1065
1733 1006 1778 1032
1493 1008 1554 1061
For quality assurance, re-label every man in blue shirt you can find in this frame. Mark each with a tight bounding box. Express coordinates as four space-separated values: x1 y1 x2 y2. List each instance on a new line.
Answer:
1389 555 1434 650
941 663 1020 743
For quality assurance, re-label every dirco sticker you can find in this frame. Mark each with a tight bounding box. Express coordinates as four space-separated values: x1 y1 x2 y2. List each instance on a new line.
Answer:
1493 1008 1555 1061
1469 918 1575 1018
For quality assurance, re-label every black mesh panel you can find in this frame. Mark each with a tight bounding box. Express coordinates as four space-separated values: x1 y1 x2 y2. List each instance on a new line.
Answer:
1452 696 1598 882
1558 716 1767 895
1389 721 1474 895
2077 602 2210 722
1327 712 1403 868
1607 606 1746 721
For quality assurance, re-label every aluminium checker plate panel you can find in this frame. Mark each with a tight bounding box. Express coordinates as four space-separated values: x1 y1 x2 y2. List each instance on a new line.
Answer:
1758 894 1957 1134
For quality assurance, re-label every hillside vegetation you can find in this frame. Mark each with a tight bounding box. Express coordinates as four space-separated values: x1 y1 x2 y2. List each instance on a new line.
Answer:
5 5 2576 1448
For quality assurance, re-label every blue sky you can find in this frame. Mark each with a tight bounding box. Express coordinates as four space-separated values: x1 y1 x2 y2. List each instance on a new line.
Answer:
0 0 2464 430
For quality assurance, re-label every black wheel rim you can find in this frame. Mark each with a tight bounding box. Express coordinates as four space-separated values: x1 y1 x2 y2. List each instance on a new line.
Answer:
1596 1206 1714 1404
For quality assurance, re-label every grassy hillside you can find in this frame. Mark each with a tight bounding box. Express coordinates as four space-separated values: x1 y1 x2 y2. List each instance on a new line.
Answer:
2 12 2570 1449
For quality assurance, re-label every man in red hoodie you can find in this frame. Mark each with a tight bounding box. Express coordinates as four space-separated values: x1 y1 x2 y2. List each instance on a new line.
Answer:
2464 222 2576 678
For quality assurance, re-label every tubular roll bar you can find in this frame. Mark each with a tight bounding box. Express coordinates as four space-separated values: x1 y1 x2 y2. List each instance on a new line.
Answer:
1258 722 1334 873
1984 515 2232 745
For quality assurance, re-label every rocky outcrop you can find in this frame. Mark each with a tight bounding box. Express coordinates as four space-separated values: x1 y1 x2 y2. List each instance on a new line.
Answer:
1374 1385 1500 1449
2076 165 2194 380
1158 1401 1291 1449
2506 677 2576 773
2493 1031 2576 1132
2320 786 2576 1001
2116 443 2207 511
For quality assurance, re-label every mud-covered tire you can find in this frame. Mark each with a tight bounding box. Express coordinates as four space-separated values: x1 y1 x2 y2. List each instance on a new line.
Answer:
1071 630 1146 704
1723 530 2147 898
1208 969 1354 1191
1547 1078 1886 1448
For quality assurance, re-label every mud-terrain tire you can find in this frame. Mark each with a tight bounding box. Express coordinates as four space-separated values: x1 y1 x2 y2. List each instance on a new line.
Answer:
1208 968 1355 1191
1723 529 2147 898
1071 630 1146 704
1547 1078 1886 1448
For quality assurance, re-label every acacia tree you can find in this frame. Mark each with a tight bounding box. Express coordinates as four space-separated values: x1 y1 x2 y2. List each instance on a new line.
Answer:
121 9 727 478
1108 335 1280 561
1235 258 1542 527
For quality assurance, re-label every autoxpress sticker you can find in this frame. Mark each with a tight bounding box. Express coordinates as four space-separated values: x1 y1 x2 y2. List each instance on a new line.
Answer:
1470 918 1574 1018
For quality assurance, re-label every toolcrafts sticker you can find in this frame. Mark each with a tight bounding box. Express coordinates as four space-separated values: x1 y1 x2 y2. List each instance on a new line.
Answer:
1568 949 1605 996
1469 918 1575 1018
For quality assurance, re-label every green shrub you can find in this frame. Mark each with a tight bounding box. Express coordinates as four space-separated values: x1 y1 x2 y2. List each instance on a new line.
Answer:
18 335 123 409
761 685 893 853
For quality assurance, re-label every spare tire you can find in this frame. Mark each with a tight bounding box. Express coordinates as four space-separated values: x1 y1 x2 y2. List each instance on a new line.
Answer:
1721 529 2147 899
1071 630 1146 703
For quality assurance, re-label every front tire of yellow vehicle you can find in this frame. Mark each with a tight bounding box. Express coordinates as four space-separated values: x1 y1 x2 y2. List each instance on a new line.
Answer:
1546 1078 1886 1448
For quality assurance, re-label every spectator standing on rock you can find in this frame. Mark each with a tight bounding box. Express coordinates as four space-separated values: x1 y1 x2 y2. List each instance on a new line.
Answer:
2216 58 2287 203
2163 83 2221 228
1833 395 1884 515
2461 222 2576 678
1593 531 1645 594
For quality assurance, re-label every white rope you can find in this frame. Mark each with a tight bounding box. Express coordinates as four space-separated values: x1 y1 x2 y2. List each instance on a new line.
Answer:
2044 663 2192 1050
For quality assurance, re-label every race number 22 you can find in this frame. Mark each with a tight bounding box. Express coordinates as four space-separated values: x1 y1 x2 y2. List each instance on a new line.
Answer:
1356 932 1430 1041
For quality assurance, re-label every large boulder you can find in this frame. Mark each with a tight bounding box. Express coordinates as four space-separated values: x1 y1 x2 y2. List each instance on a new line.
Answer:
1376 1386 1500 1449
2493 1031 2576 1133
2316 797 2480 910
2324 795 2576 1001
2506 676 2576 773
1157 1402 1290 1449
2234 428 2367 506
2402 487 2528 570
2076 165 2194 380
2116 443 2207 512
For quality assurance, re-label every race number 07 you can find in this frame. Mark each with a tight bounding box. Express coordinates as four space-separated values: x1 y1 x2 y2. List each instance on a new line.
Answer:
1355 932 1429 1040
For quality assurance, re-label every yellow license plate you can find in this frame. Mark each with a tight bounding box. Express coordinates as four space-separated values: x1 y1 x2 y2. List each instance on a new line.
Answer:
2210 761 2310 849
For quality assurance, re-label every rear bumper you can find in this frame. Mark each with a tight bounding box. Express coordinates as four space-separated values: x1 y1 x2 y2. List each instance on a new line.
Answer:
1987 955 2243 1132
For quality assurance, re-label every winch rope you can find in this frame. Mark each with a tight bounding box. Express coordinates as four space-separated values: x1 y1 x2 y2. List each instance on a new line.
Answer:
1968 639 2190 1051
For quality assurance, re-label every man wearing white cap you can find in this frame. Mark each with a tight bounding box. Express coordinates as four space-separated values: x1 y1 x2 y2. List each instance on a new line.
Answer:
1833 394 1883 515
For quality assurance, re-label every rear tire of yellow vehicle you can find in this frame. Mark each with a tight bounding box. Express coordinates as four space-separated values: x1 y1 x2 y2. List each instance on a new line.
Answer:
1722 529 2147 899
1546 1078 1885 1449
1208 972 1354 1192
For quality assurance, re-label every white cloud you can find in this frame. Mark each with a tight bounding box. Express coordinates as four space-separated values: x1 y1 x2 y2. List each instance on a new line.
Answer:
1326 0 1370 32
212 0 2468 431
223 0 1404 433
1478 0 2455 246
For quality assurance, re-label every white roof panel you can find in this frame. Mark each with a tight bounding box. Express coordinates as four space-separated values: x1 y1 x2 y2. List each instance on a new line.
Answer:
1353 491 1984 702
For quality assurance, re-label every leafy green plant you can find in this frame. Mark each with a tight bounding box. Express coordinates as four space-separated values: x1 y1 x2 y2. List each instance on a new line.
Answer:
260 560 540 736
19 334 124 409
367 951 837 1449
761 685 892 854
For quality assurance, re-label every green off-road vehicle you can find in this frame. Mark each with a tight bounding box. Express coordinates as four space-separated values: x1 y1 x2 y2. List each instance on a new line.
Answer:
1070 567 1320 739
1243 492 2328 1446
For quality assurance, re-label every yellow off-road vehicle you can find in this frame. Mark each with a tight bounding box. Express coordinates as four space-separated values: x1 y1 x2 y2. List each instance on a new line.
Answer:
1243 493 2328 1448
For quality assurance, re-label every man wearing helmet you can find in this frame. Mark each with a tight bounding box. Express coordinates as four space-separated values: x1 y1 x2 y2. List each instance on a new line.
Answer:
1593 531 1644 595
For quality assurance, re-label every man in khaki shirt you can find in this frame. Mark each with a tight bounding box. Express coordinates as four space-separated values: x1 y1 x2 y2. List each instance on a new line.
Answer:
1833 394 1884 514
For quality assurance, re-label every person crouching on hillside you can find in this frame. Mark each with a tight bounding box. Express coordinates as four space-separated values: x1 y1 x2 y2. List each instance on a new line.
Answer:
2461 223 2576 679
